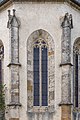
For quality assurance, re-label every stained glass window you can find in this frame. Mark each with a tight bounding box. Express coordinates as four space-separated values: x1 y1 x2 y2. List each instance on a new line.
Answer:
73 41 80 108
75 54 78 107
42 47 48 106
33 40 48 106
33 47 39 106
0 45 4 83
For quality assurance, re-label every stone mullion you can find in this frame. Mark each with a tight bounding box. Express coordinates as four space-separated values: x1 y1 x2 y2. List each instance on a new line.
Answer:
40 46 42 106
60 13 73 120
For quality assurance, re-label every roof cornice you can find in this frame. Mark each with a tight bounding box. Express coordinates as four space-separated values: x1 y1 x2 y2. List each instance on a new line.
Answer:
0 0 13 11
0 0 80 11
67 0 80 11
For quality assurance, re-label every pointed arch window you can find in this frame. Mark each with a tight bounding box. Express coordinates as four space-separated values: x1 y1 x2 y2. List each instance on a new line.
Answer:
27 29 55 112
73 39 80 108
74 53 78 107
33 39 48 106
0 44 4 83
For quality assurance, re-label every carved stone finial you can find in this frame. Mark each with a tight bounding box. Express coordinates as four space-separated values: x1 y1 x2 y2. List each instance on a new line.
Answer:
8 10 10 17
69 14 73 28
13 9 16 16
7 10 12 28
65 12 68 17
7 9 20 28
61 13 73 29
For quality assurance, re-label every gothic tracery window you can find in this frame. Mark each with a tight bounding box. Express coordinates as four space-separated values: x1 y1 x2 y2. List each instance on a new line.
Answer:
73 38 80 108
27 29 55 112
33 39 48 106
0 42 4 83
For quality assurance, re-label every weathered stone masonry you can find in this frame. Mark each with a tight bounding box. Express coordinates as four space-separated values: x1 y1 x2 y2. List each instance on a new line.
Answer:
27 29 55 120
7 10 21 120
60 13 73 120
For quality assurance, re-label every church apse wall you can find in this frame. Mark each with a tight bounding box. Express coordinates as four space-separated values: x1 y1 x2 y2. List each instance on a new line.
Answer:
0 1 80 120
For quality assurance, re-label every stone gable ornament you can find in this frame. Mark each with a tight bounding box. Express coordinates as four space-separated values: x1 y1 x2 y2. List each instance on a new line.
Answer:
61 13 73 29
7 9 20 29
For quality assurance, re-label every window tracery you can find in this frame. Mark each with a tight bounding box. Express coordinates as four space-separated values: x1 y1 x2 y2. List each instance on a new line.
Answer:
33 39 48 106
0 44 4 83
27 29 55 112
73 38 80 108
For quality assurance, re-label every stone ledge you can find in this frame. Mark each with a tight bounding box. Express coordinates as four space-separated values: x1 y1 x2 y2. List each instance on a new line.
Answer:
7 102 22 107
7 62 21 67
27 105 55 113
59 102 73 106
68 0 80 10
9 118 19 120
0 0 80 12
60 62 73 67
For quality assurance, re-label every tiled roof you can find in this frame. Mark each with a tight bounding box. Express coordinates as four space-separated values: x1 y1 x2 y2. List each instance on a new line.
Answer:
72 0 80 5
0 0 6 3
0 0 8 6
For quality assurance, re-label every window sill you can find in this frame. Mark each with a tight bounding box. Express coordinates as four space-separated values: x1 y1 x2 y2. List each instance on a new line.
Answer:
27 105 55 113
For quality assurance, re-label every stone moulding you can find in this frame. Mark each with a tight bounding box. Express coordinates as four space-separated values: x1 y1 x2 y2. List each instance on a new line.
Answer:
59 102 73 106
27 29 55 111
60 62 73 67
27 105 55 113
60 13 73 120
0 0 80 11
7 10 21 115
7 63 21 67
9 118 19 120
7 102 22 107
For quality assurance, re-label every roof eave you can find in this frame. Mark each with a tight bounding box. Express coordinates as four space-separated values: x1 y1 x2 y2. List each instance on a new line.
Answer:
68 0 80 11
0 0 80 11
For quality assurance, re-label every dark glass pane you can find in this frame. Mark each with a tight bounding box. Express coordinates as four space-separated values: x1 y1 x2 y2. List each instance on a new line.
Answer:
34 84 39 96
33 47 39 106
34 48 39 60
42 84 47 91
34 96 39 106
42 96 47 100
42 47 48 106
73 112 76 120
34 61 39 71
41 41 46 44
42 90 47 96
42 63 47 72
75 54 78 107
35 41 40 44
42 97 48 106
34 61 39 66
42 48 47 60
42 75 47 83
34 72 39 83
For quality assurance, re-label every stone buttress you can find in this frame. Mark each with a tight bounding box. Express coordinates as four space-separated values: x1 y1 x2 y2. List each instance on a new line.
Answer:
7 9 21 120
60 13 73 120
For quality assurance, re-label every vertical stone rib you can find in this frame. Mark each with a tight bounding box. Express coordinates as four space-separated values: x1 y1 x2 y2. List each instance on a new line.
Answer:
60 13 73 120
61 13 73 64
7 9 21 104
